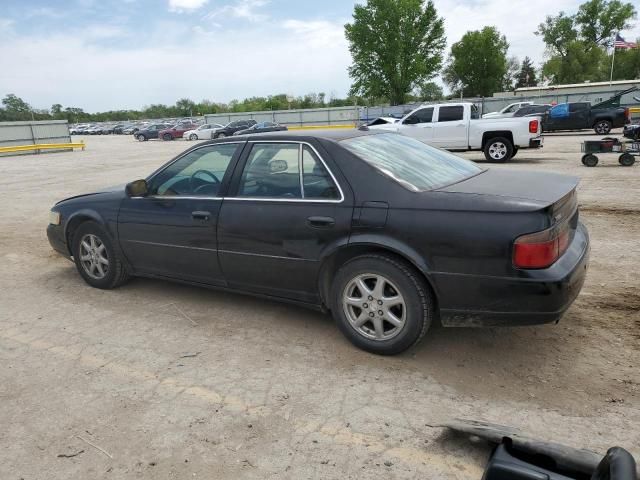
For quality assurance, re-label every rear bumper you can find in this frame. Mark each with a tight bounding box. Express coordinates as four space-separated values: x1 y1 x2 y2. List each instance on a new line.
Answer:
436 222 589 327
528 137 543 149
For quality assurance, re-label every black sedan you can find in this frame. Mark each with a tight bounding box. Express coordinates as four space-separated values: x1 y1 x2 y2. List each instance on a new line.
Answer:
135 123 172 141
212 120 257 138
47 131 589 355
233 121 288 135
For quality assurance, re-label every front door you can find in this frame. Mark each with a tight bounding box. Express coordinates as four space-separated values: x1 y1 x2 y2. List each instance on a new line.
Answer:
431 105 468 148
217 141 352 303
118 142 243 285
399 107 434 143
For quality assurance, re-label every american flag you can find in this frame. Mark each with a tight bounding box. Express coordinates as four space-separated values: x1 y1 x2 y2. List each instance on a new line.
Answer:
614 34 637 49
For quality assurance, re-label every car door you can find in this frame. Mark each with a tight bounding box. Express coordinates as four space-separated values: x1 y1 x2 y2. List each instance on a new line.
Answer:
217 140 352 303
568 103 590 129
398 107 434 142
118 142 244 286
431 105 467 148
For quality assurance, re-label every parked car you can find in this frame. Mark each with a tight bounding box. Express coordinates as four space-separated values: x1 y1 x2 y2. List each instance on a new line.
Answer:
158 123 199 141
101 125 116 135
482 101 534 119
86 125 104 135
112 124 129 134
212 120 258 138
183 124 224 141
623 123 640 140
367 102 543 162
134 123 172 141
543 101 631 134
46 130 589 355
122 124 142 135
513 104 551 117
233 121 288 135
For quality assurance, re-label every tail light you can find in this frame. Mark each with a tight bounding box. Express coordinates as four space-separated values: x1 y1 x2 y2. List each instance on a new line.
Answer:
513 221 571 269
529 119 539 134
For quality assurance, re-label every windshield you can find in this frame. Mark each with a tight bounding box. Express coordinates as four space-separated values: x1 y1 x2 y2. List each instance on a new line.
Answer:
340 133 482 191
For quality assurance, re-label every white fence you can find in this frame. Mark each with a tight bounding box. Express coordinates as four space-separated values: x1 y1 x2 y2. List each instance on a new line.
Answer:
0 120 71 157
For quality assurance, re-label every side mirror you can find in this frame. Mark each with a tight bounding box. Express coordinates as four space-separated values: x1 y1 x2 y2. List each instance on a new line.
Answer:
125 179 148 197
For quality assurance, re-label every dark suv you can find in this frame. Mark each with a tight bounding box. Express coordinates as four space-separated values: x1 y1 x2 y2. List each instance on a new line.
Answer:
212 120 258 138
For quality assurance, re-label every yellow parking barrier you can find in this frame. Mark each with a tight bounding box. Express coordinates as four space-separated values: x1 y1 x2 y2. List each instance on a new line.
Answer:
0 142 85 155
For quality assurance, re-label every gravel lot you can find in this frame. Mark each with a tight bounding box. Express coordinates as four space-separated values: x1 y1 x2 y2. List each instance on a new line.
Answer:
1 131 638 479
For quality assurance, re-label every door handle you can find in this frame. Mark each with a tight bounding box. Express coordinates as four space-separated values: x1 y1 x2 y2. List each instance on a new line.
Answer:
306 216 335 228
192 211 211 221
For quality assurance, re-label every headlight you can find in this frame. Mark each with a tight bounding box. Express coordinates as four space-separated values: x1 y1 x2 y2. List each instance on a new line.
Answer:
49 210 61 225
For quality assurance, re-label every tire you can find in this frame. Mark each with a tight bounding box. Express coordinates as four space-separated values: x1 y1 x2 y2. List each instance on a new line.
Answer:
330 254 433 355
619 153 636 167
483 137 514 162
189 134 198 141
136 134 147 142
217 132 226 138
162 133 173 141
583 154 599 167
71 221 129 290
594 120 612 135
511 146 519 158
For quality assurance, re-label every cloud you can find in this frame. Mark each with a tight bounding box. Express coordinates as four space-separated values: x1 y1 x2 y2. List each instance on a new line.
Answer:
169 0 209 13
203 0 269 23
282 19 347 48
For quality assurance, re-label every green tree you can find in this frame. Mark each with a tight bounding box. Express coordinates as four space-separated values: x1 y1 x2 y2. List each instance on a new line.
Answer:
515 57 539 88
414 81 443 101
345 0 446 105
536 0 636 83
443 27 509 97
610 41 640 80
50 103 63 117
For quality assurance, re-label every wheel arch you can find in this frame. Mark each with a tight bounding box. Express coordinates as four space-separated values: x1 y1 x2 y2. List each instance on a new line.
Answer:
317 239 439 314
482 131 514 148
592 117 613 127
63 210 108 256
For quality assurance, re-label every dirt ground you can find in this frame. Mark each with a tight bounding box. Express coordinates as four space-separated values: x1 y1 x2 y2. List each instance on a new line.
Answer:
0 131 638 479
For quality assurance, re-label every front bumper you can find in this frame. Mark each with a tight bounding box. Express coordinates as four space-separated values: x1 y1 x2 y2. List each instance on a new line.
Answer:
47 223 71 258
437 222 590 327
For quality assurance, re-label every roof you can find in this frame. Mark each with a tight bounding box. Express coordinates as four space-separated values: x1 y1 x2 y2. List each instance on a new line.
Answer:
208 128 381 143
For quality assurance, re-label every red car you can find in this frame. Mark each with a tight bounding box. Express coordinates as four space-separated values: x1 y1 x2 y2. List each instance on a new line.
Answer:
158 123 198 141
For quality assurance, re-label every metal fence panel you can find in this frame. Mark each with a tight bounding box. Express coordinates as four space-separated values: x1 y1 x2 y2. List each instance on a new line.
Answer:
0 120 71 157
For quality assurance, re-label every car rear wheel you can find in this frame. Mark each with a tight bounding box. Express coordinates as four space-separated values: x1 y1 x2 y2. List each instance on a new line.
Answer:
594 120 612 135
619 153 635 167
189 134 198 141
484 137 513 162
136 134 146 142
331 254 433 355
162 133 173 141
72 221 129 290
217 132 226 138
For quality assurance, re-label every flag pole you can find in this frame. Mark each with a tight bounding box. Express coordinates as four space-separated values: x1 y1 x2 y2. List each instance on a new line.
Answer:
610 33 617 85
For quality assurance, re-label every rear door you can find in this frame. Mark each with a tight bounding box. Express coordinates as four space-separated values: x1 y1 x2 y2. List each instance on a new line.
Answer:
568 102 590 129
431 105 467 148
217 140 352 303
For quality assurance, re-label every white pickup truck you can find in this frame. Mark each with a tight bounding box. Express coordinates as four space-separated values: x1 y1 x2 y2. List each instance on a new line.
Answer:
366 102 543 162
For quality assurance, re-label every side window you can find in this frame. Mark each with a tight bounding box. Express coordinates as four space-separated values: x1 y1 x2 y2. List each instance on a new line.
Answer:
504 105 516 113
405 108 433 124
470 104 480 119
302 146 339 199
569 103 588 113
437 106 464 122
150 144 239 197
238 143 301 198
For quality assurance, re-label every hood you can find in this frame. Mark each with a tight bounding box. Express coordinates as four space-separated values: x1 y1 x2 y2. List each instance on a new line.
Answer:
55 184 124 205
437 169 578 206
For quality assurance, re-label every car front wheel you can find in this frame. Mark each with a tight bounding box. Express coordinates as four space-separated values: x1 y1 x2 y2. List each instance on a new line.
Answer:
136 134 146 142
189 134 198 140
162 133 173 141
72 221 130 290
331 254 433 355
217 132 226 138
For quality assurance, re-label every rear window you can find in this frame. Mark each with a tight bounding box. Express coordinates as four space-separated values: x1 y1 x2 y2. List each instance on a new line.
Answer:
341 133 482 191
438 106 464 122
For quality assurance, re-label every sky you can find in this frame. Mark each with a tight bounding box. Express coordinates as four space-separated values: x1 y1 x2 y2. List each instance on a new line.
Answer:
0 0 638 113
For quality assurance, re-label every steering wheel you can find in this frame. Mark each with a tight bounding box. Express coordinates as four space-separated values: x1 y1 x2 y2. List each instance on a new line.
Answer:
190 170 220 194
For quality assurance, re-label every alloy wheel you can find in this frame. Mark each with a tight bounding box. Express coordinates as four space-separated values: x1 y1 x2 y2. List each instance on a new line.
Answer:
342 273 406 341
78 234 109 280
488 141 507 160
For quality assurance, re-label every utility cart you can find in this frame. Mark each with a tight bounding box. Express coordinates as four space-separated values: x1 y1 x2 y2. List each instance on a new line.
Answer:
580 137 638 167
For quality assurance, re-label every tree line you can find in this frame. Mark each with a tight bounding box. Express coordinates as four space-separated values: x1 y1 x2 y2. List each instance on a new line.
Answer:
346 0 638 103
